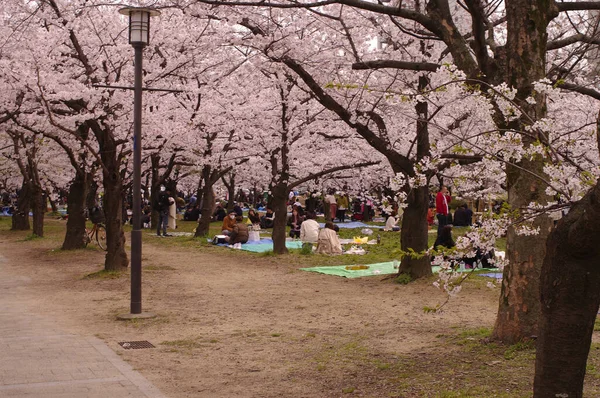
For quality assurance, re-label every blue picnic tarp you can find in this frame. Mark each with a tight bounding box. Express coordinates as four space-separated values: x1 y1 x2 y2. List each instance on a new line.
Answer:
218 238 303 253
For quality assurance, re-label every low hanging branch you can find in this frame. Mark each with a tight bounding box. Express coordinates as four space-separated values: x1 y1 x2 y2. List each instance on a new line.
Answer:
352 60 440 72
289 161 380 190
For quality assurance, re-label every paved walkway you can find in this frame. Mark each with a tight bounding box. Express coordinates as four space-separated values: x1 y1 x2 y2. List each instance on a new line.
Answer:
0 255 166 398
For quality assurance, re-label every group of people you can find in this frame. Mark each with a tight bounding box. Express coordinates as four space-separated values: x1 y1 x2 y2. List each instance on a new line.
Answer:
154 186 177 237
432 185 493 268
298 211 342 255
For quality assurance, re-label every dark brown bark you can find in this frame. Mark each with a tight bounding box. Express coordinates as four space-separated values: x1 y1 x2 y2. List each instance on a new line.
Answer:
30 183 44 237
62 172 89 250
102 168 128 270
195 184 215 237
223 174 235 213
397 74 432 279
271 184 289 255
533 182 600 397
398 185 431 278
90 119 128 271
11 179 30 231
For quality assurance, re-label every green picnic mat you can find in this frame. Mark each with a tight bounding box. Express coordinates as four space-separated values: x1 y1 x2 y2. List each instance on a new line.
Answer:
301 262 397 278
301 263 500 278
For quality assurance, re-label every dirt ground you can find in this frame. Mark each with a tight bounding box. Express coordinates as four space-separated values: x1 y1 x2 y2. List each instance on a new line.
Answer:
0 222 502 397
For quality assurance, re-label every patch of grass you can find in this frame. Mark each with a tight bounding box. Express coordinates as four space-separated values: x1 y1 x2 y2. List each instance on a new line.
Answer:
260 250 276 257
342 387 355 394
144 265 177 271
83 269 125 279
300 243 313 255
271 333 282 337
394 273 412 285
594 317 600 331
503 340 535 360
458 327 492 339
23 233 43 241
160 337 207 351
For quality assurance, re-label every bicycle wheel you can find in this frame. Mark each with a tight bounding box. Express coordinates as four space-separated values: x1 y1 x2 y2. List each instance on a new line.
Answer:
96 225 107 251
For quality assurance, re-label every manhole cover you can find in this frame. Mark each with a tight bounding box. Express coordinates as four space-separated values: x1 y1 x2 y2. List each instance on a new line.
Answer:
118 341 155 349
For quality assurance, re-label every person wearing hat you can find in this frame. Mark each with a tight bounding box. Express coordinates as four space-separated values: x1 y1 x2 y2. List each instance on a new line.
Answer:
222 210 237 235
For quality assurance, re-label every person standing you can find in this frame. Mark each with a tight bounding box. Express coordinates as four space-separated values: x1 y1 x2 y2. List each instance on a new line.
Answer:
324 190 337 222
435 186 451 236
154 186 170 237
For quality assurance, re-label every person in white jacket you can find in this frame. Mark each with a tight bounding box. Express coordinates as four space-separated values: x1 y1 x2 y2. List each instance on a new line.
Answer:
300 211 319 243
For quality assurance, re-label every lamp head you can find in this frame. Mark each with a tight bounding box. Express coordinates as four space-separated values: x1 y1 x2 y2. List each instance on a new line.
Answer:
119 7 160 46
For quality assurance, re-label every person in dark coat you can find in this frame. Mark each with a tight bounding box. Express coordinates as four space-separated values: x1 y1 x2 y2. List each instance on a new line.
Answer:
233 202 243 217
453 204 473 226
154 187 171 236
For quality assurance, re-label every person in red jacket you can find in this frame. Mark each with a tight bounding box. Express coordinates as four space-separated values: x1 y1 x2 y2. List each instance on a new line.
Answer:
435 186 451 236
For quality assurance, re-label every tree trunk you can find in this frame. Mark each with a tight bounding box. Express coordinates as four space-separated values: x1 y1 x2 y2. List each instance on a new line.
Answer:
225 175 235 213
533 182 600 397
492 0 557 343
493 158 553 342
11 179 30 231
30 183 44 237
86 178 98 210
102 168 128 271
398 185 431 279
195 185 215 237
271 184 289 254
62 173 88 250
48 194 58 213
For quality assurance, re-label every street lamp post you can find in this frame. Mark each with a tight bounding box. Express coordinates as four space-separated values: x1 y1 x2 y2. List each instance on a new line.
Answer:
118 7 160 318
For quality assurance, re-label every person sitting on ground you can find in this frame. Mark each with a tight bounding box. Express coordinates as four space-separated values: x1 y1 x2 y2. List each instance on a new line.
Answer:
383 211 401 231
225 215 249 244
433 225 455 250
221 210 237 236
247 208 261 227
299 211 319 246
260 207 275 229
427 205 436 226
316 222 343 255
288 206 304 238
212 204 226 222
453 203 473 227
183 204 200 222
233 202 243 217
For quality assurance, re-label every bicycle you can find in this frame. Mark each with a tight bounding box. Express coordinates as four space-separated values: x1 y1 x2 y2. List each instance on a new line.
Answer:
84 223 107 251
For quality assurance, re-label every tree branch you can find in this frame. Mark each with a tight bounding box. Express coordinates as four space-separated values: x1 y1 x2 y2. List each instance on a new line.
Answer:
289 161 380 189
352 60 440 71
547 34 600 50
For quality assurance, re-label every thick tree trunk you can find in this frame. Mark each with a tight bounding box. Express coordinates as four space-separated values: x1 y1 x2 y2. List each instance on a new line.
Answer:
271 184 289 254
102 169 128 271
11 179 30 231
492 159 552 343
195 186 215 237
533 182 600 397
398 185 431 279
30 183 44 237
62 173 88 250
492 0 557 343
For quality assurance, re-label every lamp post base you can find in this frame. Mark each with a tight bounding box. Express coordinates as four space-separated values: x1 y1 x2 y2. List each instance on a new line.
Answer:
117 312 157 320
